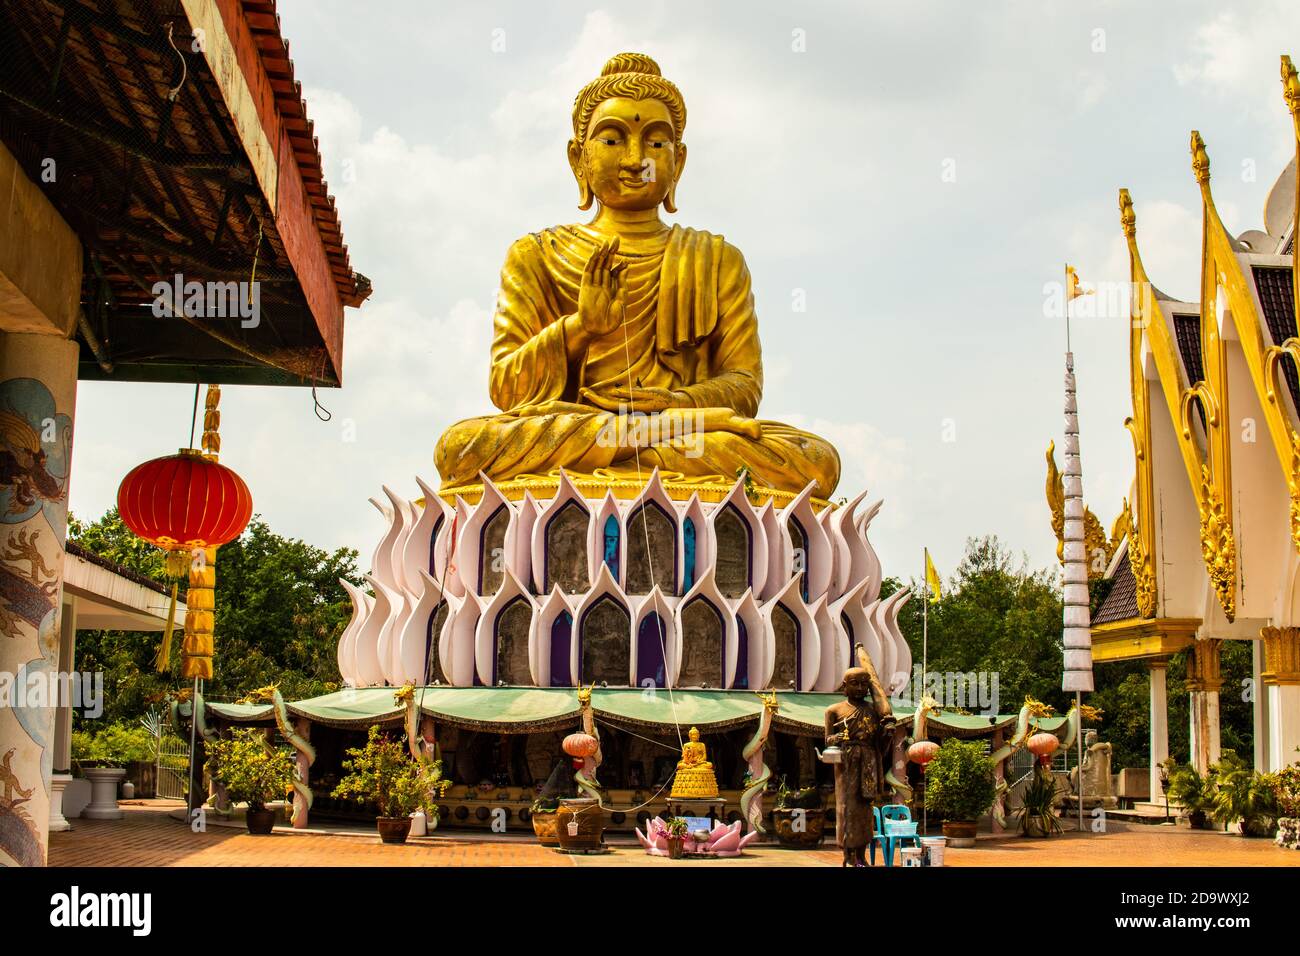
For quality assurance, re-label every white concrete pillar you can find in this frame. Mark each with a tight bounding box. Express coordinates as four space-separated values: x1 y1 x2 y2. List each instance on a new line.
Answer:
1187 638 1223 775
1148 658 1168 802
1253 640 1270 772
52 596 78 772
1261 627 1300 772
0 332 78 867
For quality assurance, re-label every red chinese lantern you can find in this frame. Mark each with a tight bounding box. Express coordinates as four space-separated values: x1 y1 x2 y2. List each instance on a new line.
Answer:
563 732 599 759
907 740 939 767
1027 732 1061 765
117 448 252 552
117 446 252 678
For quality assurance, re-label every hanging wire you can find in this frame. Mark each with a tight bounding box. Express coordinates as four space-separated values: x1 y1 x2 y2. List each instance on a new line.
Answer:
164 22 188 102
612 243 683 748
187 380 200 449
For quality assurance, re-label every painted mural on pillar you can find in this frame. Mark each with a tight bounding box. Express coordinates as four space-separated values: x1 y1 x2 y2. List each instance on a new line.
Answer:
0 376 73 867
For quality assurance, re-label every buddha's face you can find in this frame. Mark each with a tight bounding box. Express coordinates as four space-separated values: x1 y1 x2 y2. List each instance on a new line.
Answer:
844 672 871 700
570 97 685 211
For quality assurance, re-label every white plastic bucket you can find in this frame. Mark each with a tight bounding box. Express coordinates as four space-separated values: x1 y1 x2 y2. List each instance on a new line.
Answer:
900 847 924 867
921 836 946 867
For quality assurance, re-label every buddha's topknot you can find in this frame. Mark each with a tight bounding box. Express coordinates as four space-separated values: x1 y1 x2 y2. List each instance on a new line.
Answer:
600 52 661 77
572 52 685 145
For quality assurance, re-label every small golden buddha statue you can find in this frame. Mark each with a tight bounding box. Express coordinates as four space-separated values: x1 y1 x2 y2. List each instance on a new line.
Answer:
670 726 720 799
434 52 840 499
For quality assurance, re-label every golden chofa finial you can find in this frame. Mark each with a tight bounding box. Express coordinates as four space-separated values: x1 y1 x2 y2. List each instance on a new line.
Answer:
1190 130 1211 187
1284 56 1300 126
1118 188 1136 239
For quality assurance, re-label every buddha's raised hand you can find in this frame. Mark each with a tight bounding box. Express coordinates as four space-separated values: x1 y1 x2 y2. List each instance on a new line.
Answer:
571 237 626 344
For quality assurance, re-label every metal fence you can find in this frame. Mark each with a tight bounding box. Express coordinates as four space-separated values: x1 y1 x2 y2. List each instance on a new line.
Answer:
155 736 190 802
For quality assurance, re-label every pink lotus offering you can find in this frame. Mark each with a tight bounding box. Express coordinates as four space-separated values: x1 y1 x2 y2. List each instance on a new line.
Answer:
636 817 759 857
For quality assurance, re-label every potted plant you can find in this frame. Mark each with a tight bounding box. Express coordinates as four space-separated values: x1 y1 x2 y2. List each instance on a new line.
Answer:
1273 763 1300 849
925 739 995 847
664 816 688 859
530 796 562 846
771 777 826 848
332 727 449 845
204 728 295 834
72 722 159 820
1164 758 1217 830
1211 751 1279 838
1016 766 1062 838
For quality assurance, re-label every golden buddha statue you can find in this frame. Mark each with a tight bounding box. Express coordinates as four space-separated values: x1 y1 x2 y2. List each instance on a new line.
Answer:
670 726 720 799
434 53 840 500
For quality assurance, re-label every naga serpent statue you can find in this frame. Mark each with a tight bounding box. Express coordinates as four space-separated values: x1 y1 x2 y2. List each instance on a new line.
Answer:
173 690 230 814
740 691 779 833
243 685 316 828
985 697 1081 828
575 685 603 800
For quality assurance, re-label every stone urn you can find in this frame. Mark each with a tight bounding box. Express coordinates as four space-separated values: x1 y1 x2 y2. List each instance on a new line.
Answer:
81 767 126 820
555 797 604 852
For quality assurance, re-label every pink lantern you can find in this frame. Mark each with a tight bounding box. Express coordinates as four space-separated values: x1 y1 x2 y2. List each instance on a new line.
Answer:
563 733 599 759
907 740 939 767
1027 732 1060 765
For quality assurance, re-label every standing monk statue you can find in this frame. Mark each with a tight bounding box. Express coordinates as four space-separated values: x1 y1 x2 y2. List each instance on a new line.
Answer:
434 52 840 500
824 646 895 867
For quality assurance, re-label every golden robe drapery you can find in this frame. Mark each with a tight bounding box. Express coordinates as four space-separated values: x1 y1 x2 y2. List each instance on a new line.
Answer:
434 223 840 498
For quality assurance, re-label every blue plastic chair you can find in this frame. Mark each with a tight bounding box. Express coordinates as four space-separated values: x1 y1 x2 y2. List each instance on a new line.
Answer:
870 804 920 866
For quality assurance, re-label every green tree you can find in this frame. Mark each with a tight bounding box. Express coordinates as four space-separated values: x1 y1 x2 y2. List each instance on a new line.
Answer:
69 510 362 726
890 535 1255 770
892 535 1068 714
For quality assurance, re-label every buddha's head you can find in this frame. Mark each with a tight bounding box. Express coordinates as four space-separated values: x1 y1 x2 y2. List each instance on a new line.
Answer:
842 667 872 701
687 726 701 743
569 53 687 213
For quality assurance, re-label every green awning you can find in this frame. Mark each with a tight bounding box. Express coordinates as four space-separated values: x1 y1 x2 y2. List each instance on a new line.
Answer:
203 686 1070 738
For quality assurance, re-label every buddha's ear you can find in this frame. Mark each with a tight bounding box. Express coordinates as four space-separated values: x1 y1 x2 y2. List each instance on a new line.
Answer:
663 142 686 214
567 138 593 210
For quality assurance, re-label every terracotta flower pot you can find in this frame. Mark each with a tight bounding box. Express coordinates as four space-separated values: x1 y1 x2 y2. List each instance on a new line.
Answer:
245 807 276 835
666 836 685 859
941 820 977 847
532 810 561 846
377 816 413 845
771 807 825 848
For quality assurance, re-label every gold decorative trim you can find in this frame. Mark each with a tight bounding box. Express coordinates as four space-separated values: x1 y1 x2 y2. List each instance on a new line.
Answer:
1045 441 1117 575
1119 500 1157 618
1261 625 1300 686
1091 618 1198 663
1194 465 1236 622
437 473 830 511
1185 637 1223 693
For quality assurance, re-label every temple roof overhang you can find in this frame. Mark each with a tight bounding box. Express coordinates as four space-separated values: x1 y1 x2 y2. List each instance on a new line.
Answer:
202 686 1065 738
63 540 187 630
0 0 369 386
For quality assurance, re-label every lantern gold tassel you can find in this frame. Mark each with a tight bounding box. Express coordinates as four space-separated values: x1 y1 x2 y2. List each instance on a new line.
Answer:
154 550 189 673
154 580 179 672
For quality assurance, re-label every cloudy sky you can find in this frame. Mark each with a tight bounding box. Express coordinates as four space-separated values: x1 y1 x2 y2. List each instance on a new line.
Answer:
69 0 1299 582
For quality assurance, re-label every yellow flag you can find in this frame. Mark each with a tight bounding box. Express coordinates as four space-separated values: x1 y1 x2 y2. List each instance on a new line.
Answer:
1065 264 1093 300
925 549 942 603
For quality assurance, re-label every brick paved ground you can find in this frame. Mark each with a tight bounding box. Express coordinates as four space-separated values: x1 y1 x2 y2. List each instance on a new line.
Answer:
47 803 1300 867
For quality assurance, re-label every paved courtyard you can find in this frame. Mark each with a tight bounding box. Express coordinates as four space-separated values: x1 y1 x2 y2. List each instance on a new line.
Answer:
46 803 1300 867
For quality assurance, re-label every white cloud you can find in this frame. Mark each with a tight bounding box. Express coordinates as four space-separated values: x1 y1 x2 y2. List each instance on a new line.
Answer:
66 0 1300 582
